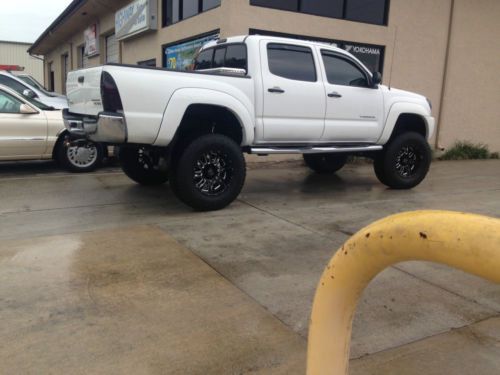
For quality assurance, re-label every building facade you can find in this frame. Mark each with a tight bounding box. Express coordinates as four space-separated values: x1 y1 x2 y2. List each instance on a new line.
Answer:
0 41 45 85
29 0 500 151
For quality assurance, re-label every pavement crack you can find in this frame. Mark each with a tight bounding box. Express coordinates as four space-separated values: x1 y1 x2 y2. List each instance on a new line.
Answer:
393 265 500 314
237 198 346 240
350 314 500 361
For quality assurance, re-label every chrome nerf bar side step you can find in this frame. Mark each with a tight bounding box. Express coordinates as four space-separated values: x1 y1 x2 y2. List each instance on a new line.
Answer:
250 145 383 155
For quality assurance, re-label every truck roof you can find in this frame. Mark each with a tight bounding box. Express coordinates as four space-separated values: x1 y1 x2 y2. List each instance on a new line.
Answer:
203 35 351 56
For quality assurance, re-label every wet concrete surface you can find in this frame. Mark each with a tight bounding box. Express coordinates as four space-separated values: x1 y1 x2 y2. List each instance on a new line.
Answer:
0 158 499 373
0 226 305 374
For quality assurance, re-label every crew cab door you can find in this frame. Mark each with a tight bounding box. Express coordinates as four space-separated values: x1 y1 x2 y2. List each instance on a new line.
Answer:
0 89 47 159
259 40 325 142
318 49 384 142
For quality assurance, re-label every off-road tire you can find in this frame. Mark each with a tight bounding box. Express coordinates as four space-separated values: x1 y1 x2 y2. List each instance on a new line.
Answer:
56 138 103 173
374 132 431 189
119 145 169 185
170 134 246 211
303 153 348 174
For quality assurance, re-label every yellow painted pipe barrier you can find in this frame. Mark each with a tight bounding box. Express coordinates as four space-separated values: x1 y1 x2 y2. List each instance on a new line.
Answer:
307 210 500 375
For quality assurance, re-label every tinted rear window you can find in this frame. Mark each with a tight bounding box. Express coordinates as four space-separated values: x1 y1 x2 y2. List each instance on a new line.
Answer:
193 49 214 70
193 43 248 72
267 43 316 82
213 47 226 68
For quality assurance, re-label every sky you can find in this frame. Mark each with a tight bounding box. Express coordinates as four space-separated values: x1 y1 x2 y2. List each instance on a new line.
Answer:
0 0 73 43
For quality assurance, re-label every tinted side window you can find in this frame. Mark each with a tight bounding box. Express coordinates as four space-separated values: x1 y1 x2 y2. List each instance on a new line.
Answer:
267 43 316 82
321 53 369 87
0 75 29 95
0 90 22 113
194 48 214 70
225 45 247 70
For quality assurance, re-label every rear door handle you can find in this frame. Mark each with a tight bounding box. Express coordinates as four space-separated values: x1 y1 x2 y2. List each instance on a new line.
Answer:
268 87 285 94
328 92 342 98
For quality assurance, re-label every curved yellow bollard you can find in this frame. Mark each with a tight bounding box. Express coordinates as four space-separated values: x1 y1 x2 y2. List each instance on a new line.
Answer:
307 210 500 375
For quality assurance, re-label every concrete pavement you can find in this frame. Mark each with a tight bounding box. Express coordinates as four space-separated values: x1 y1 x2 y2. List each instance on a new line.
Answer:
0 158 499 373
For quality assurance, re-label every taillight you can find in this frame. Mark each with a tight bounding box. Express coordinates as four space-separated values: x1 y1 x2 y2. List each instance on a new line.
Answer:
101 71 123 113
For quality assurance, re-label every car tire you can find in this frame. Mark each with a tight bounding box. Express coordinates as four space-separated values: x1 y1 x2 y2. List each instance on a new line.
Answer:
170 134 246 211
57 138 103 173
119 145 169 185
374 132 431 189
303 153 348 174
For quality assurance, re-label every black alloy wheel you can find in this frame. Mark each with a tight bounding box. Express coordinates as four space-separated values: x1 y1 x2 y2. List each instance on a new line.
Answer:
171 134 246 211
374 132 431 189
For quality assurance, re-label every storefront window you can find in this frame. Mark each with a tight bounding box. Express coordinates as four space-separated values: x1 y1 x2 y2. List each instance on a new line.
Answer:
301 0 343 18
250 0 298 11
203 0 220 11
162 0 221 27
250 0 389 26
345 0 388 25
163 33 219 71
183 0 199 19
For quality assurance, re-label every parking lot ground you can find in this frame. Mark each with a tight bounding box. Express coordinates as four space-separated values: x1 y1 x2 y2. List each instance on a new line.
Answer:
0 158 499 373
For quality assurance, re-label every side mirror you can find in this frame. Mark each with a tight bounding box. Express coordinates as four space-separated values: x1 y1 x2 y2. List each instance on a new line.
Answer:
372 72 382 87
22 89 37 99
19 103 38 115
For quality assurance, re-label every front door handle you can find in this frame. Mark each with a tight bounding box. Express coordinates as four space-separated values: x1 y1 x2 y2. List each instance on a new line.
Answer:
78 76 85 84
328 92 342 98
268 87 285 94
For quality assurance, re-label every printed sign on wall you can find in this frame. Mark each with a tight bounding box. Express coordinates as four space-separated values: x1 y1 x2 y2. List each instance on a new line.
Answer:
84 24 99 57
342 43 383 73
116 0 157 41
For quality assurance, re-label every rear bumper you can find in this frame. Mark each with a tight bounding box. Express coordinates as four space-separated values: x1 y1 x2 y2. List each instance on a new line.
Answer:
63 109 127 143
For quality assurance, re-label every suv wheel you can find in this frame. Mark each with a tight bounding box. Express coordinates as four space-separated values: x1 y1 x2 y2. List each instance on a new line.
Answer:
170 134 246 211
374 132 431 189
57 139 103 173
119 145 169 185
303 153 348 174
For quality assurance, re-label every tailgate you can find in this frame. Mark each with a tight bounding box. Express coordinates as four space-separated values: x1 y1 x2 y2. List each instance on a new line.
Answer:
66 67 103 116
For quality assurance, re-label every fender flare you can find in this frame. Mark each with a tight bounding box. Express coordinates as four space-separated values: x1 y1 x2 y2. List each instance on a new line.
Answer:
378 102 433 144
153 88 255 146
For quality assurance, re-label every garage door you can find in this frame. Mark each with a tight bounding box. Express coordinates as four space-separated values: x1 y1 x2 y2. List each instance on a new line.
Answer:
106 34 119 63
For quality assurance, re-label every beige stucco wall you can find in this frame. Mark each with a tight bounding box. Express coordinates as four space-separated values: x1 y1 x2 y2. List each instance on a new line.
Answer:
44 5 125 93
40 0 500 151
438 0 500 152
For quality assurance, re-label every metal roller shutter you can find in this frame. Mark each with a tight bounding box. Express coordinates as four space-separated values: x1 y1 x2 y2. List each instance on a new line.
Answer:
106 34 119 63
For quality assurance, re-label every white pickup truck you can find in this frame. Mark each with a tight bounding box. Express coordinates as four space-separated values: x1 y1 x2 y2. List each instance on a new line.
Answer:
63 35 435 211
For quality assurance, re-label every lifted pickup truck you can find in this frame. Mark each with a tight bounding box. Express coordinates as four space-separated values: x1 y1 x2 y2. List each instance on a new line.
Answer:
64 35 435 211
